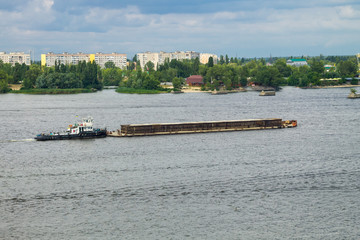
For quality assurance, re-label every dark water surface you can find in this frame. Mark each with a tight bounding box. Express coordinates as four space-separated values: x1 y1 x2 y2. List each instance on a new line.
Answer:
1 87 360 239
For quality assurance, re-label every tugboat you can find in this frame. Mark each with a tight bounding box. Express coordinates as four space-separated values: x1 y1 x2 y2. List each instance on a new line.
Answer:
35 117 107 141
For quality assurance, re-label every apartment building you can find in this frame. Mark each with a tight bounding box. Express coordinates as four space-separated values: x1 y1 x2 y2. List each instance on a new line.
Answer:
137 52 159 69
41 52 127 69
0 52 31 65
137 51 201 69
199 53 218 65
94 53 127 69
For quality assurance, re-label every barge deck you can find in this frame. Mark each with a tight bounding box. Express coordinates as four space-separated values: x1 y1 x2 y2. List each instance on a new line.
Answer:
107 118 297 137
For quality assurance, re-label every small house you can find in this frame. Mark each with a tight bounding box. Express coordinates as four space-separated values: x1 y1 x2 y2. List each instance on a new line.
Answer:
186 75 204 86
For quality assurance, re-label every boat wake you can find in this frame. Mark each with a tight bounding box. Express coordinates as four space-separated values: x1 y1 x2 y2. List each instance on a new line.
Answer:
1 139 36 143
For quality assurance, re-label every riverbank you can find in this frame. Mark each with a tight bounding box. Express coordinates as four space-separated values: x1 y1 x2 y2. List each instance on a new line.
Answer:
11 88 95 94
116 87 171 94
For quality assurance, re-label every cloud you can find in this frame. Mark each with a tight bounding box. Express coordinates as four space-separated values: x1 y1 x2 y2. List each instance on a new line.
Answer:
1 0 360 58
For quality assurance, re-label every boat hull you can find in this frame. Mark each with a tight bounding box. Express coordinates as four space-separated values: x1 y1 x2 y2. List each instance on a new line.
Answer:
35 129 107 141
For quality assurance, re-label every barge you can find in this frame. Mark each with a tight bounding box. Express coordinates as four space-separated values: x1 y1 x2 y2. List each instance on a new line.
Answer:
107 118 297 137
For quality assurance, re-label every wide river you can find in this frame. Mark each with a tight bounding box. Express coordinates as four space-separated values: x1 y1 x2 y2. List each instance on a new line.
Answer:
1 87 360 239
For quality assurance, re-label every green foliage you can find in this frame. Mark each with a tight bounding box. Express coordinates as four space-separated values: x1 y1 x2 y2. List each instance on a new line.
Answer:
22 64 41 89
172 77 183 90
116 87 170 94
240 76 248 87
337 60 358 78
36 72 83 89
0 70 11 93
103 68 122 86
254 66 281 88
12 88 93 94
208 57 214 67
274 59 292 77
350 78 359 85
104 61 116 69
144 61 155 72
11 63 29 84
309 59 325 74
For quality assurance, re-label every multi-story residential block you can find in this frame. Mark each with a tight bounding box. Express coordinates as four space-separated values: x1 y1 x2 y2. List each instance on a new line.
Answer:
41 52 127 69
137 51 203 69
286 59 308 67
94 53 127 69
200 53 218 65
137 52 160 70
0 52 31 65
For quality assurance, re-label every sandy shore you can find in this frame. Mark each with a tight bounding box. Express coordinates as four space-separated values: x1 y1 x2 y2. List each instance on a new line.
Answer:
9 84 22 90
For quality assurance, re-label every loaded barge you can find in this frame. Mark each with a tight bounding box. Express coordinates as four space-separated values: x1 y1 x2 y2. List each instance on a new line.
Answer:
107 118 297 137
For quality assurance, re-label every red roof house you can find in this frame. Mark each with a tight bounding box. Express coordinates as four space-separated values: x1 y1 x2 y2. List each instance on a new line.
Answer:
186 75 204 86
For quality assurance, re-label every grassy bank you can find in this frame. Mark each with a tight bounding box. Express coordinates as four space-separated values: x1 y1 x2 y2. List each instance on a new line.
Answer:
116 87 171 94
11 88 95 94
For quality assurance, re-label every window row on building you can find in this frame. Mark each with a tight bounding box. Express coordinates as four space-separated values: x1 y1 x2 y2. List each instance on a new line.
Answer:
136 51 218 69
0 52 31 65
41 52 127 69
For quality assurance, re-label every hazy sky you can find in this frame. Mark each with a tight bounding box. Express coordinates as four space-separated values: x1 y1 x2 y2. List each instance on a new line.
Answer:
1 0 359 59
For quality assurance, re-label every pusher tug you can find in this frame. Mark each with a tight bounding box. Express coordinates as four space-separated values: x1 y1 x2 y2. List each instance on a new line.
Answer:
35 117 106 141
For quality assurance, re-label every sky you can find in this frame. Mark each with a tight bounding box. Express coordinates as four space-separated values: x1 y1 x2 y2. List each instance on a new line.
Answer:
1 0 360 60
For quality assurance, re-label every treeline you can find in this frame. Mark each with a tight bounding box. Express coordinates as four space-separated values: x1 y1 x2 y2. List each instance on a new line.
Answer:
0 60 102 92
136 55 358 90
0 54 358 94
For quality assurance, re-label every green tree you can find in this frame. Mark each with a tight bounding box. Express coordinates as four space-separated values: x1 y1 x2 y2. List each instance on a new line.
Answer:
11 63 28 84
144 61 155 73
255 66 281 88
103 68 122 86
337 60 357 77
274 59 292 77
193 57 200 75
0 70 10 93
309 59 325 75
104 61 116 69
143 74 160 90
240 76 247 87
219 55 225 65
23 65 41 89
208 57 214 67
172 77 183 90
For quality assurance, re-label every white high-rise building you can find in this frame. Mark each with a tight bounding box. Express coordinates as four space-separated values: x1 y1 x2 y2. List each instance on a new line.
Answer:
200 53 218 65
0 52 31 65
137 51 202 69
41 52 127 69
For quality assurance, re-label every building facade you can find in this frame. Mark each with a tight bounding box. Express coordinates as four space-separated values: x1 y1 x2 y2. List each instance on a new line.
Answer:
94 53 127 69
137 51 203 69
41 52 127 69
0 52 31 65
199 53 218 65
286 59 308 67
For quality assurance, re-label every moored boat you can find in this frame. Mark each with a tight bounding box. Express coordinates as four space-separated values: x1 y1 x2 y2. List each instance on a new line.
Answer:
35 117 106 141
259 90 275 96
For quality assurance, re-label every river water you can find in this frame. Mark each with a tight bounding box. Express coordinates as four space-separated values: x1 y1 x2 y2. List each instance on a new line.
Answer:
1 87 360 239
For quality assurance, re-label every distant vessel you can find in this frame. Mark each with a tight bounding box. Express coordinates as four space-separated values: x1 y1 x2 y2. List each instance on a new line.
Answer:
348 89 360 99
35 117 106 141
259 90 275 96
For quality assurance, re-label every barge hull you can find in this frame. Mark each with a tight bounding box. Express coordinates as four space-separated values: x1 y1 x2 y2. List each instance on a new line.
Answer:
108 118 296 137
